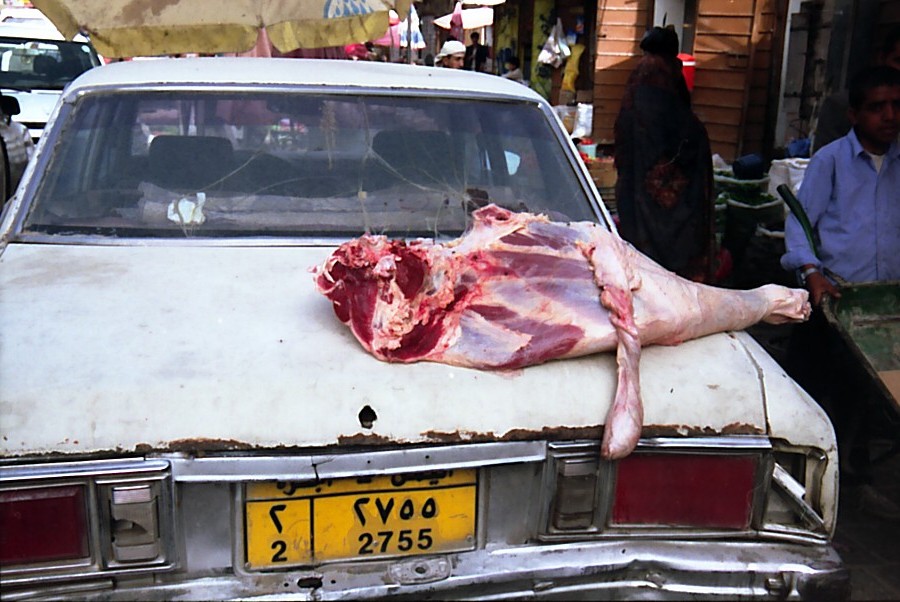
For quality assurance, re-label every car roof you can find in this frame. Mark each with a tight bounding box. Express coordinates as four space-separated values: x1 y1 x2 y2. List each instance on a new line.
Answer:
0 6 51 24
0 21 89 43
66 57 548 102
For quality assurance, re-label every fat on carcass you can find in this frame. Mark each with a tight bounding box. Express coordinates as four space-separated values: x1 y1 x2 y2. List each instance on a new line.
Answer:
313 205 811 459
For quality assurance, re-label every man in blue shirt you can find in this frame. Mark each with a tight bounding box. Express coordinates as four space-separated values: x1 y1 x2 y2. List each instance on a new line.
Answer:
782 65 900 296
781 65 900 519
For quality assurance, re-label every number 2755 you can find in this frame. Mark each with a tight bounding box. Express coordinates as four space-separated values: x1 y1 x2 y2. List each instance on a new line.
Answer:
358 528 433 555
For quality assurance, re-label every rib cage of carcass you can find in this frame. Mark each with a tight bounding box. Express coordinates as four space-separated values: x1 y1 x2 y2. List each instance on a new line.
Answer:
314 205 811 459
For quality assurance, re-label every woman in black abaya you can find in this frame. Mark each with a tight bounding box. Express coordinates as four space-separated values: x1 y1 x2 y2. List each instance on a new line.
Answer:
614 26 715 283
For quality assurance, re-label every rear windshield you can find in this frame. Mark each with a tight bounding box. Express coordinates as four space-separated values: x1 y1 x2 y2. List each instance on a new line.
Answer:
23 90 597 239
0 36 98 90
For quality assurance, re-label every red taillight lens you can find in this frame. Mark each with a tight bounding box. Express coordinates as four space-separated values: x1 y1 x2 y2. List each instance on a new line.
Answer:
0 485 89 565
611 454 757 528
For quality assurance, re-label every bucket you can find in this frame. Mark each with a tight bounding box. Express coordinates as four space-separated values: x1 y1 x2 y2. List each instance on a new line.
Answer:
722 197 786 265
578 143 597 159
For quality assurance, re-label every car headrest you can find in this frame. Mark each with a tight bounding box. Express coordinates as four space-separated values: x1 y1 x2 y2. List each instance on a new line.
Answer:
371 129 456 187
148 135 234 191
32 55 58 76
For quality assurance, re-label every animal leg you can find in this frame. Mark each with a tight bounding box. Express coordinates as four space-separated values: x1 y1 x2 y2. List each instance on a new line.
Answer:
582 235 644 459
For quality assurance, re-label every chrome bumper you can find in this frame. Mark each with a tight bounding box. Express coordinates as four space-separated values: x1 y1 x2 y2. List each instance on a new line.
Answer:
11 539 849 601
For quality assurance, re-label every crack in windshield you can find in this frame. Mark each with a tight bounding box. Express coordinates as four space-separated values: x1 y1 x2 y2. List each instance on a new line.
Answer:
23 91 595 240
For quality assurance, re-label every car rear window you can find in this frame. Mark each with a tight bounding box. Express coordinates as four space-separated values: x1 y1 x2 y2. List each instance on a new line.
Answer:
23 90 596 239
0 36 97 90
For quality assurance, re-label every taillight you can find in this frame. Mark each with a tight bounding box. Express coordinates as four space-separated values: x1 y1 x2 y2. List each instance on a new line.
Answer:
611 454 758 528
0 485 90 565
551 456 599 530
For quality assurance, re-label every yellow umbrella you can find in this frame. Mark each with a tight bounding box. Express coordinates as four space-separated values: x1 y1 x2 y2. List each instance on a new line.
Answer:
31 0 411 58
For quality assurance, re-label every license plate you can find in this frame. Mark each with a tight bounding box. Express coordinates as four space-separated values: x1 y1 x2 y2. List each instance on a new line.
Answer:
244 469 477 570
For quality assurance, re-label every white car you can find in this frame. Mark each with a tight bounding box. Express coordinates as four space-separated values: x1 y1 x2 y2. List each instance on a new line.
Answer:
0 6 52 26
0 57 848 600
0 90 32 201
0 21 101 142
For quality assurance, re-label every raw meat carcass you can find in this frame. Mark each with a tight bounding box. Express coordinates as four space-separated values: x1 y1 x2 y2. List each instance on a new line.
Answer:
314 205 810 459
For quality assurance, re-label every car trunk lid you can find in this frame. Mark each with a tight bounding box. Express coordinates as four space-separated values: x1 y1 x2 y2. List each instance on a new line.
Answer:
0 243 767 457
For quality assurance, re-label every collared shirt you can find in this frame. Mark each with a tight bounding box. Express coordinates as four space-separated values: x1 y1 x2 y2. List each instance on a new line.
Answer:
781 128 900 283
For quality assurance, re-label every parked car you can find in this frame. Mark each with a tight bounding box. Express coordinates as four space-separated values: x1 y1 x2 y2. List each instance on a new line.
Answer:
0 21 101 142
0 57 849 600
0 90 32 201
0 6 52 26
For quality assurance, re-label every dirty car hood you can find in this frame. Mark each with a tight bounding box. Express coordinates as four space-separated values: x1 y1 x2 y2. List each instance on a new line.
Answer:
0 244 768 457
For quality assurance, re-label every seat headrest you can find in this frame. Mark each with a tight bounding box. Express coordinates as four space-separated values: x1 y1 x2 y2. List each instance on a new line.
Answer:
371 130 454 187
32 55 58 76
148 135 234 191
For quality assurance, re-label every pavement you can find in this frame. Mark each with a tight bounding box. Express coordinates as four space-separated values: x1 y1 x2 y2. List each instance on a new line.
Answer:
832 438 900 600
732 233 900 601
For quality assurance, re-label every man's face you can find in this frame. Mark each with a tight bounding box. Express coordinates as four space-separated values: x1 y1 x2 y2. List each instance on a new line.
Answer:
445 54 465 69
850 84 900 152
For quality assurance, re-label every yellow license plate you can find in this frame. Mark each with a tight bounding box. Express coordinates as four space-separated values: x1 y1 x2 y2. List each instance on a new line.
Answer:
244 469 477 570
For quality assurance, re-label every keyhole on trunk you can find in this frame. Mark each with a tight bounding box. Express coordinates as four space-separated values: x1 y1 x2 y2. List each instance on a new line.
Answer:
358 405 377 429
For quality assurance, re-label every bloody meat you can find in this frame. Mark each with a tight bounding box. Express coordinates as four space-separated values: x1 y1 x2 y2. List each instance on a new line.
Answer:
314 205 810 459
